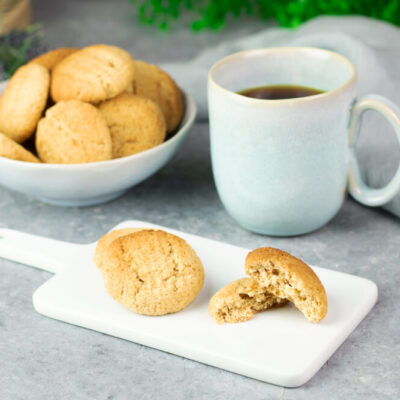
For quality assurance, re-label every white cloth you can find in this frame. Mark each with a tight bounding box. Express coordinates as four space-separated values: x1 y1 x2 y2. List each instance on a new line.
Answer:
162 16 400 217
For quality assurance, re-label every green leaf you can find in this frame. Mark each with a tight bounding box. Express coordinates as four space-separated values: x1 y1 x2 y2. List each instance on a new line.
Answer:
128 0 400 32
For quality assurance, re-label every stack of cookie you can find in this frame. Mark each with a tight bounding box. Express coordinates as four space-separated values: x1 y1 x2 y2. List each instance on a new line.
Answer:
94 228 205 316
0 44 184 164
209 247 328 324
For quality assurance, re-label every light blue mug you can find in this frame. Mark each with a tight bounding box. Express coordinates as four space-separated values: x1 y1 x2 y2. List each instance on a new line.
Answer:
208 47 400 236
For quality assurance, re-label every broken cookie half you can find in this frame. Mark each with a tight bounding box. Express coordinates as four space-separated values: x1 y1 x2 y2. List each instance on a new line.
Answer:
208 277 287 324
245 247 328 322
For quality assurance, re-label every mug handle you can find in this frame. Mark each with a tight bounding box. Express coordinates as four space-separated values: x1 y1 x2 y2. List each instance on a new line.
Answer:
348 94 400 206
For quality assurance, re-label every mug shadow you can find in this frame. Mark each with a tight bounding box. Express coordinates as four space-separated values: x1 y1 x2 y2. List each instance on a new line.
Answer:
322 196 399 235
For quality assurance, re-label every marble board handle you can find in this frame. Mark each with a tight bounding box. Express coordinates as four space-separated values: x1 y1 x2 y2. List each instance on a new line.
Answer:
0 228 81 273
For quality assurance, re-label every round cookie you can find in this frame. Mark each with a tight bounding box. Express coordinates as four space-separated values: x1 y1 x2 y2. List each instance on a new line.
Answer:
98 93 166 158
0 132 40 163
28 47 80 71
101 229 205 316
51 44 135 103
133 60 184 133
94 228 144 269
209 277 287 324
36 100 112 164
245 247 328 322
0 64 49 143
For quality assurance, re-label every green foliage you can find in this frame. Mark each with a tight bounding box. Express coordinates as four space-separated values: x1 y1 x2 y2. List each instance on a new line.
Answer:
128 0 400 31
0 24 46 80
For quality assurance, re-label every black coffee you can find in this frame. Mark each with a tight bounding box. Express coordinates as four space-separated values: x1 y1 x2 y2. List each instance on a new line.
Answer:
238 84 324 100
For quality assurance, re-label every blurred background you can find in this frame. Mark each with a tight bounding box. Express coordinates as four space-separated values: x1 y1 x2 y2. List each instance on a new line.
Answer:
1 0 400 78
0 0 269 77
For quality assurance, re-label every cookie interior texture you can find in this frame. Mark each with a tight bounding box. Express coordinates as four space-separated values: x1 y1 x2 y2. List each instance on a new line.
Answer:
245 247 328 322
209 277 287 324
100 229 205 316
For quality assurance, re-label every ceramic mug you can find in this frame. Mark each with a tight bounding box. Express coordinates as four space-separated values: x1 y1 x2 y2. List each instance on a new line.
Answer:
208 47 400 236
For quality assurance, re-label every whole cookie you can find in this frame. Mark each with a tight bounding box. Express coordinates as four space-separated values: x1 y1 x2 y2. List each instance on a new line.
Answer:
94 228 144 269
245 247 328 322
209 277 287 324
133 61 184 133
36 100 112 164
51 44 135 103
0 132 40 163
0 64 49 143
99 93 166 158
101 229 205 316
29 47 79 71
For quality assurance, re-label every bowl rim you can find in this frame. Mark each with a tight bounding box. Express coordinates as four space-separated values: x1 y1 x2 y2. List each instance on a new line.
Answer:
0 88 197 171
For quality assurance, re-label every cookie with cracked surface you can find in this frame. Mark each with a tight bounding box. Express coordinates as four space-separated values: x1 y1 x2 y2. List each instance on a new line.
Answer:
0 64 50 143
101 229 205 316
245 247 328 322
36 100 112 164
0 132 40 163
94 228 144 269
51 44 135 103
28 47 80 71
98 93 166 158
209 277 287 324
133 60 184 133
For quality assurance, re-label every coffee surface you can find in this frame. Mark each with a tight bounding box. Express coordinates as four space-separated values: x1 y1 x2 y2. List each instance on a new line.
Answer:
238 85 324 100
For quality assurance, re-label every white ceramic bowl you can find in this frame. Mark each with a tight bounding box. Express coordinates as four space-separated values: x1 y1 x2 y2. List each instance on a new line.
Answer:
0 81 196 206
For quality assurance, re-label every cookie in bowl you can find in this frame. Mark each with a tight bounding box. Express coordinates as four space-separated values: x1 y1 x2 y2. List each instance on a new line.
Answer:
98 93 166 158
36 100 112 164
0 64 50 143
133 60 184 133
51 44 135 103
0 133 40 163
28 47 80 71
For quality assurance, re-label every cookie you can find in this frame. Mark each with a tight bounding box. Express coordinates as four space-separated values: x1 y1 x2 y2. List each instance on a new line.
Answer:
209 277 287 324
98 93 166 158
0 64 49 143
28 47 79 71
101 229 205 316
124 83 134 94
51 44 135 103
245 247 328 322
94 228 144 269
0 132 40 163
36 100 112 164
133 61 184 133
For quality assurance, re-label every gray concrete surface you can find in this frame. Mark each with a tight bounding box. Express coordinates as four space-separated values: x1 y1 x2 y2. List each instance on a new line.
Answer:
0 1 399 399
